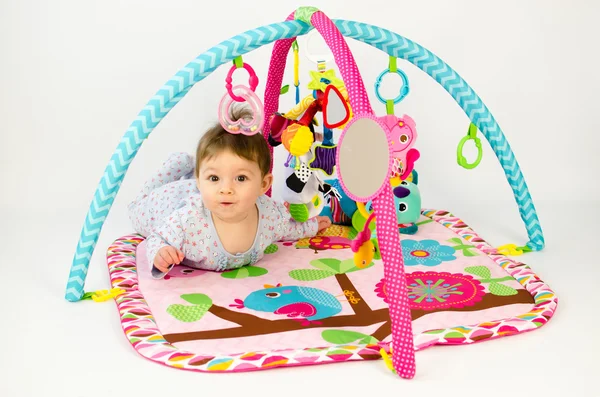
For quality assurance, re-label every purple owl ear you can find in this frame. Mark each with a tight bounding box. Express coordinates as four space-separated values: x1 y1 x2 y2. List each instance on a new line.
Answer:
393 186 410 198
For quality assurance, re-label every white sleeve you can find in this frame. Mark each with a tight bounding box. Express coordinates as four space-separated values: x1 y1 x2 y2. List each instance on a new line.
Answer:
145 213 186 279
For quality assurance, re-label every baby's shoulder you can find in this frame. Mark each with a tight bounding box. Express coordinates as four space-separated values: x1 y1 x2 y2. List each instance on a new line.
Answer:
258 195 285 212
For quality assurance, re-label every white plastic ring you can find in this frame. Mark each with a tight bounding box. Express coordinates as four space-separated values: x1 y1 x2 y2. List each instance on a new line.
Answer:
303 29 334 65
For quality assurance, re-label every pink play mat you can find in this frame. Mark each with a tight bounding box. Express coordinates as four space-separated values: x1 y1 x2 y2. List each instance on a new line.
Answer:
107 209 557 372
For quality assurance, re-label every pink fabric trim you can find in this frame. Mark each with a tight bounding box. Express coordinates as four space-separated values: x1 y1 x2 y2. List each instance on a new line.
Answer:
262 12 296 197
372 186 416 378
309 11 371 115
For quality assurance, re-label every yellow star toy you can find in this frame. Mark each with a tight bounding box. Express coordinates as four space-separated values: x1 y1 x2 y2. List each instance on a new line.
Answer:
307 69 347 97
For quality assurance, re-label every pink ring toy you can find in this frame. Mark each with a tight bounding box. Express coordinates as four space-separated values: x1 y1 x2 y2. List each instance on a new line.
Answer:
218 85 264 135
226 63 259 102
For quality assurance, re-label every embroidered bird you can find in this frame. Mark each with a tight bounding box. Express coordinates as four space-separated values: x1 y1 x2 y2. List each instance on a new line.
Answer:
163 265 207 280
230 284 342 325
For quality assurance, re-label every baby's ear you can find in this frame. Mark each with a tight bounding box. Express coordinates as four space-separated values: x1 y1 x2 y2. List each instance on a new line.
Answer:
261 173 274 194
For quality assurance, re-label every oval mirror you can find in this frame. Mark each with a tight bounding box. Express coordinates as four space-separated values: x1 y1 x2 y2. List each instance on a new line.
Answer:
337 117 391 201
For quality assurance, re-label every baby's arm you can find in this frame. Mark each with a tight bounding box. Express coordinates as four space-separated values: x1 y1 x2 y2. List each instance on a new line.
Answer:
273 200 326 241
146 214 186 279
132 152 194 204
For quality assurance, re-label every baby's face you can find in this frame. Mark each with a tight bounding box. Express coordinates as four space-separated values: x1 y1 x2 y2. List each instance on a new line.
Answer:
196 149 272 223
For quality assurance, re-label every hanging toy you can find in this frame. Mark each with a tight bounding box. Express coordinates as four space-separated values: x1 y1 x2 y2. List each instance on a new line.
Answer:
269 41 353 224
351 170 422 235
218 57 264 135
350 212 377 268
383 114 420 179
374 56 420 180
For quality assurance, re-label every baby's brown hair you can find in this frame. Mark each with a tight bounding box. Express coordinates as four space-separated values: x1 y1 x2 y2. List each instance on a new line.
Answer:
195 106 271 178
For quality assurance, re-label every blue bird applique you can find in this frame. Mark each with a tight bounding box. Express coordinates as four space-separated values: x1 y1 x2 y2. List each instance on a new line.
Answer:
230 283 342 325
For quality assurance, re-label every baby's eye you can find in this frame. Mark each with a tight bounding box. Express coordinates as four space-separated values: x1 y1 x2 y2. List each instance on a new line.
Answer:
209 175 219 182
237 175 247 182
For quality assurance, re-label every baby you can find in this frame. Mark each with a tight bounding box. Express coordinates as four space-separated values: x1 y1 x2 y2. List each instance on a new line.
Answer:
127 107 332 278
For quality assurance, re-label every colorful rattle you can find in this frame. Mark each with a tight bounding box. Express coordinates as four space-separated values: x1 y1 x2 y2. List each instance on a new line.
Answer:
218 59 264 135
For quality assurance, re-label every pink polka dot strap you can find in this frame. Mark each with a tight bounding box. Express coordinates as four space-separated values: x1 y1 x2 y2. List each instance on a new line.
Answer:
263 8 416 379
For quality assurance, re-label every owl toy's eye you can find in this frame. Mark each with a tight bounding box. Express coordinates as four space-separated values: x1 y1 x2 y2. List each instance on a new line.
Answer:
266 292 281 298
399 203 408 212
401 181 408 186
400 134 409 143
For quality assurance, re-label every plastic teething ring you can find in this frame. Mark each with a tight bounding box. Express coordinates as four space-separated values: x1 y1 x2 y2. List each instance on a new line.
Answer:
218 85 264 135
457 123 483 169
375 68 410 105
226 63 259 102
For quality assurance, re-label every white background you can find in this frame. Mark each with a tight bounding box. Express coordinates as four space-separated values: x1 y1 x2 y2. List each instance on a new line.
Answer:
1 0 599 396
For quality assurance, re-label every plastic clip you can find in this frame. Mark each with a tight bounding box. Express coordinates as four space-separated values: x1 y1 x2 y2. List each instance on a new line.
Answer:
457 123 483 169
496 244 532 256
379 346 396 374
82 287 125 302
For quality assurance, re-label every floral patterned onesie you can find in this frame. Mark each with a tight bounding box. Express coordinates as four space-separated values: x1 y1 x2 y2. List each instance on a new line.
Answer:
127 153 318 279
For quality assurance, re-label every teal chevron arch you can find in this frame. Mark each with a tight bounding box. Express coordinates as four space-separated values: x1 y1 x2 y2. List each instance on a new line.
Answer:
65 18 543 302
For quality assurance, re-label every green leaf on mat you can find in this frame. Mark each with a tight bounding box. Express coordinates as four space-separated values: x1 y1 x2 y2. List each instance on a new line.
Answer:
322 330 377 345
289 268 335 281
464 266 491 279
222 266 268 279
180 293 213 306
264 244 279 254
222 267 249 279
280 85 290 95
246 266 268 277
338 258 357 274
310 258 341 273
167 303 210 322
489 282 518 296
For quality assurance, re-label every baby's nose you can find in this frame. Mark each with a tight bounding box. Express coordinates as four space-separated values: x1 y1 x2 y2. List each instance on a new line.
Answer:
219 184 234 194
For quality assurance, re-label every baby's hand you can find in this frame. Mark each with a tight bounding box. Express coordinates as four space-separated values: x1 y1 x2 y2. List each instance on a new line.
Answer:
316 216 332 232
154 246 185 273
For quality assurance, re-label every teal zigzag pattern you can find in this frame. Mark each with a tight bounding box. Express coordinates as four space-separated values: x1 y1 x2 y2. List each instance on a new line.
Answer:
66 19 543 301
